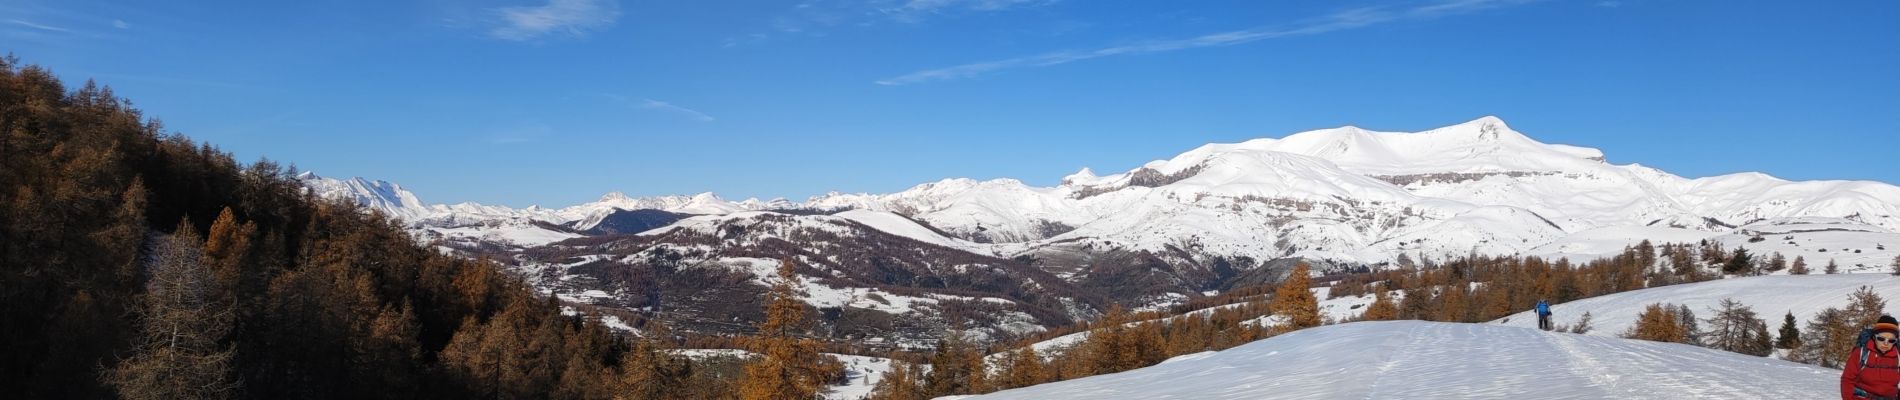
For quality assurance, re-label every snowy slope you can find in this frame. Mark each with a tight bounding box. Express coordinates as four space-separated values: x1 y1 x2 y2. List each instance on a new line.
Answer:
1495 274 1900 337
958 321 1835 399
1529 226 1718 261
833 209 997 255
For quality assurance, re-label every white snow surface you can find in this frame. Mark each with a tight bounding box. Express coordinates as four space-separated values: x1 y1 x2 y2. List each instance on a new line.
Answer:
1494 274 1900 338
958 321 1835 399
827 354 896 400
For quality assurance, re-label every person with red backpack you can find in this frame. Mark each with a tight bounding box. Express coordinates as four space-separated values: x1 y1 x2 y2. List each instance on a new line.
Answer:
1845 315 1900 400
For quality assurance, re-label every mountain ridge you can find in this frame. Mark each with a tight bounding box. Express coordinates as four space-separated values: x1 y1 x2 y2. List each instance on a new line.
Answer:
302 116 1900 266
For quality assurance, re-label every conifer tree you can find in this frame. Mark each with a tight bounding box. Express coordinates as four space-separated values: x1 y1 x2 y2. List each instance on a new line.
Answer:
107 222 240 400
738 259 825 400
1775 311 1801 350
1826 259 1840 274
1623 303 1685 343
923 327 989 397
1435 284 1471 323
1669 246 1700 280
1844 285 1887 328
616 340 689 400
1891 255 1900 276
1794 307 1856 368
1791 256 1810 275
1767 252 1788 274
868 360 929 400
1677 304 1702 345
1270 263 1320 331
1398 287 1433 320
1084 305 1132 375
1130 320 1167 367
996 346 1047 390
1569 311 1593 334
1360 288 1400 321
1703 299 1771 356
1723 247 1753 276
202 207 255 306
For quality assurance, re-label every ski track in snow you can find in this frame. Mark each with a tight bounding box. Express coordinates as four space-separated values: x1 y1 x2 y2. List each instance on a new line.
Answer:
957 321 1835 399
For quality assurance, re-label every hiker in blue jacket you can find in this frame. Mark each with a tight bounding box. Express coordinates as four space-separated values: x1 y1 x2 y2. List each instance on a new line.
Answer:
1535 299 1553 331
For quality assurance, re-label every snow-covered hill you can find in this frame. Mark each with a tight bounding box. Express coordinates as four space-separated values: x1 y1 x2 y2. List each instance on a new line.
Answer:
1494 274 1900 338
955 321 1836 399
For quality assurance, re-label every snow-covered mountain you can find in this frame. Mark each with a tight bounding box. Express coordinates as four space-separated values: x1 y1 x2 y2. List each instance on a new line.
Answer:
301 116 1900 339
304 116 1900 265
953 320 1835 399
779 117 1900 270
298 172 435 221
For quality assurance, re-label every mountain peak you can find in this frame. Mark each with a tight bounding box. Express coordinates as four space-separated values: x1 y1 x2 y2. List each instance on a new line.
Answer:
1062 167 1103 187
599 191 634 202
1431 115 1520 142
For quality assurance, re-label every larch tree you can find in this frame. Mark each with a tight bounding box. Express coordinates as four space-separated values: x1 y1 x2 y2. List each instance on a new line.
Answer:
1270 263 1320 331
1844 285 1887 328
107 222 240 400
1360 288 1400 321
1084 305 1132 375
997 347 1047 390
1793 307 1856 368
1623 303 1685 343
1703 299 1772 356
868 360 929 400
738 259 826 400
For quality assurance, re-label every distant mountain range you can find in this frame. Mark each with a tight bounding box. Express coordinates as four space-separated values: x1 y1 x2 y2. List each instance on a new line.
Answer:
301 116 1900 344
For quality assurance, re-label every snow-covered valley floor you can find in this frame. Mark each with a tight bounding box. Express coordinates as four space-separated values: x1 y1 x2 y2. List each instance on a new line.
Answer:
954 321 1835 399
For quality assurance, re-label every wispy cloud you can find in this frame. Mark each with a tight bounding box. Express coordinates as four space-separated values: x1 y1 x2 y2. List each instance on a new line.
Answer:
879 0 1056 23
1595 1 1622 8
490 0 622 41
6 19 74 34
112 19 129 29
876 0 1537 86
735 0 1053 47
636 99 716 122
606 94 715 122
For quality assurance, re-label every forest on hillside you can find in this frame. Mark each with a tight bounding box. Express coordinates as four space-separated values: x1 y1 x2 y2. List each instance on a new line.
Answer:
0 56 773 399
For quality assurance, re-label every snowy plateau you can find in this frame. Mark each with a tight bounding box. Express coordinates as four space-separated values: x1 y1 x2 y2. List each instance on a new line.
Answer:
302 116 1900 345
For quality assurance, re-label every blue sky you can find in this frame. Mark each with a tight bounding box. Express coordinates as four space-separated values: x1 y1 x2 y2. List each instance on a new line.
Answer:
5 0 1896 207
